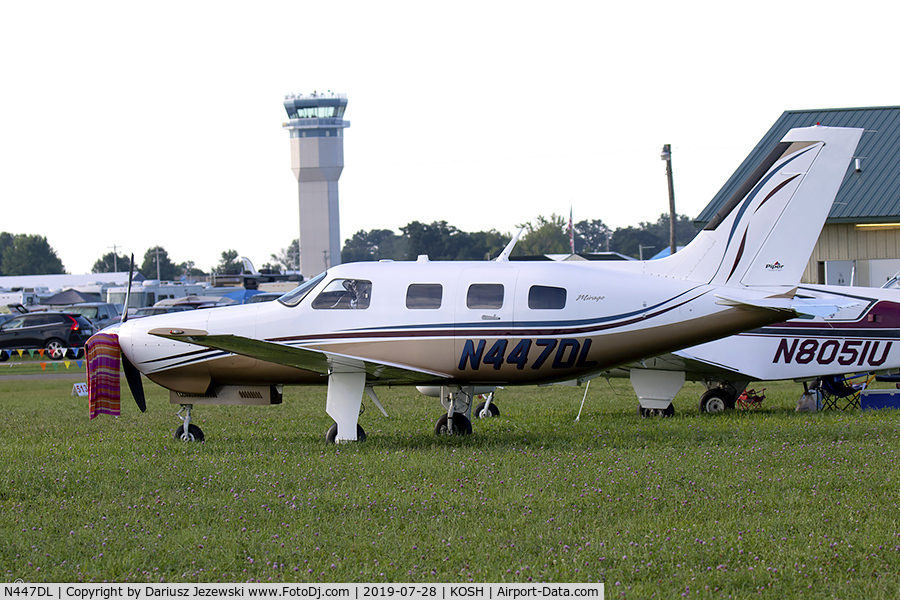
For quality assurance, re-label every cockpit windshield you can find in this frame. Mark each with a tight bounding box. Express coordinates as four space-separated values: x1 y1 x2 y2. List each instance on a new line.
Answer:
277 272 326 307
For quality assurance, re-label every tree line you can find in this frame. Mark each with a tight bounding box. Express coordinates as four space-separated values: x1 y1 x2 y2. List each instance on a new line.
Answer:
0 214 700 277
341 213 700 262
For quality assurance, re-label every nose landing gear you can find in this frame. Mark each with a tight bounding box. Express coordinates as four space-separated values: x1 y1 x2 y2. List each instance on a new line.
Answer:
174 404 204 442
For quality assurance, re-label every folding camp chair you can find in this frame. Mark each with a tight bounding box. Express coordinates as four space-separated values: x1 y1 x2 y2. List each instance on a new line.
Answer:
815 373 874 410
736 387 765 409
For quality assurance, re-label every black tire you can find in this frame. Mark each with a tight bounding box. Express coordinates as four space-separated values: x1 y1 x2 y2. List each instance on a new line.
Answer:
0 349 8 362
325 423 367 443
434 413 473 436
699 388 734 413
174 424 205 442
474 401 500 419
45 338 66 360
638 404 675 418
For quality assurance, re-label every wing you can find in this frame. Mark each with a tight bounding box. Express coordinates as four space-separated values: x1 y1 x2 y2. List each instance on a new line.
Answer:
610 350 750 382
148 327 451 384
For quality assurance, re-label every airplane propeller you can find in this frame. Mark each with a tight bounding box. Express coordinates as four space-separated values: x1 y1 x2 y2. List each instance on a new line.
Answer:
121 253 146 412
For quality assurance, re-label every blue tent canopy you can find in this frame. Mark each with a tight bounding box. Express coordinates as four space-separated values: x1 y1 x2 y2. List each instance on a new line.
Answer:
222 289 263 304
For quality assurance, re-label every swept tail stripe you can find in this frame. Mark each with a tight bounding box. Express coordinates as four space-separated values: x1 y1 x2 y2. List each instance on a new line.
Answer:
726 233 748 282
726 146 813 247
723 169 805 282
753 173 800 214
708 147 820 282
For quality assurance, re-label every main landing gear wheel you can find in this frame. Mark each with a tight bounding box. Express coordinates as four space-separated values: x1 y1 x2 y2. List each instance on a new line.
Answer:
174 424 204 442
638 404 675 418
325 423 367 443
699 388 735 413
474 400 500 419
435 413 473 436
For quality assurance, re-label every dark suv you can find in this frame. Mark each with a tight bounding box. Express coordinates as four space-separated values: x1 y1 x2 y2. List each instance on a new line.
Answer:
0 312 94 360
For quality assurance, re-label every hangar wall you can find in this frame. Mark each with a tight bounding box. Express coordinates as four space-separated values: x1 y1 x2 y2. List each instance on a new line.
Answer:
804 223 900 287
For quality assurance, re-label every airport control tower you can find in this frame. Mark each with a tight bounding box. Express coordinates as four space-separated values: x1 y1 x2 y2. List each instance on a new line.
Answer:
282 92 350 278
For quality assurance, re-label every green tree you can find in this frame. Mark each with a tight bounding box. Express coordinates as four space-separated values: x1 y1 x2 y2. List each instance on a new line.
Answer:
575 219 612 253
1 234 65 275
217 250 242 274
92 251 130 273
401 221 460 261
140 246 178 280
0 232 14 275
642 212 701 252
610 213 700 259
269 239 300 272
514 214 569 256
609 225 660 259
456 229 510 260
178 260 206 278
342 229 406 263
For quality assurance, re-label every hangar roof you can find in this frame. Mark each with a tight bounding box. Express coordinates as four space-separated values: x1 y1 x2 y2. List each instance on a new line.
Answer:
696 106 900 225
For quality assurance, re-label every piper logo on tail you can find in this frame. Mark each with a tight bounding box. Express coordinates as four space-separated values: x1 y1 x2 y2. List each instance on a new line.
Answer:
765 261 785 271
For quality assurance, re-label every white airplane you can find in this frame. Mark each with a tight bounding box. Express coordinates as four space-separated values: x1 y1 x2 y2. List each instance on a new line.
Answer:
86 125 863 441
608 282 900 414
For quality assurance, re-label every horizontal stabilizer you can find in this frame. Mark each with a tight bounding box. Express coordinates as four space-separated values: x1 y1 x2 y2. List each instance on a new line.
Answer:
714 293 856 318
714 294 797 316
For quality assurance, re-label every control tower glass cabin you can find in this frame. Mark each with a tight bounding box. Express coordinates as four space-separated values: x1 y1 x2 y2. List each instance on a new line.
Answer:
282 92 350 279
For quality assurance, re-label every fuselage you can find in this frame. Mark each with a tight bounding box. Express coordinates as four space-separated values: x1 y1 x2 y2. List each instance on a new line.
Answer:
115 259 802 394
668 283 900 382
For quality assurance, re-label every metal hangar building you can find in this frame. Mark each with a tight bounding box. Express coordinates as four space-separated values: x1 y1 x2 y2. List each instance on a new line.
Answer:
696 106 900 287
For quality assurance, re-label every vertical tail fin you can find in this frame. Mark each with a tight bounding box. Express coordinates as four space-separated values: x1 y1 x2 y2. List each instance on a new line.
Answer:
649 125 863 287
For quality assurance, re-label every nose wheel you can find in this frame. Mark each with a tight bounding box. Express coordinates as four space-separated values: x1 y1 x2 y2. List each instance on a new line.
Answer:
174 404 205 442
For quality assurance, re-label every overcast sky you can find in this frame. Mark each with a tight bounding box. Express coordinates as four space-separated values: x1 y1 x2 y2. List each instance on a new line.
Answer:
1 1 897 275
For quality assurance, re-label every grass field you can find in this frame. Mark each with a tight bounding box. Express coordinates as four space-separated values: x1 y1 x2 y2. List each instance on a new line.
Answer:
3 369 900 598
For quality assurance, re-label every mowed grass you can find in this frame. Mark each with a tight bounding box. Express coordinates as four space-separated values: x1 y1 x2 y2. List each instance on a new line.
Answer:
3 373 900 598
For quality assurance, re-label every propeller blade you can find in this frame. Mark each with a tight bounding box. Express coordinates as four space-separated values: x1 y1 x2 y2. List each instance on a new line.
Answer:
122 253 135 324
122 354 146 412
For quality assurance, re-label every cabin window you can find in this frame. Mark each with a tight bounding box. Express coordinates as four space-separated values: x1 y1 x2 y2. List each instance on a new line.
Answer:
406 284 442 309
528 285 567 310
311 278 372 310
467 284 504 310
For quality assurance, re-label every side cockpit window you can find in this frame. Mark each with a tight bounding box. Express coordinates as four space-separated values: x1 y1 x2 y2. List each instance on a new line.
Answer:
278 272 327 307
311 278 372 310
406 284 443 309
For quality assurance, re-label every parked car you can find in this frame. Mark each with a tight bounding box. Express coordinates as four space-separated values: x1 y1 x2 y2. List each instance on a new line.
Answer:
61 302 122 330
0 312 94 360
130 305 193 319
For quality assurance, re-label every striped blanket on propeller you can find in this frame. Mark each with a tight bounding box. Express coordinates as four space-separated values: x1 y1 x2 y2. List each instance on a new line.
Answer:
86 333 121 419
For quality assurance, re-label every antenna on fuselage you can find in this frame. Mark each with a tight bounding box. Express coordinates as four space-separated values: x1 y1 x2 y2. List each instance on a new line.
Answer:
496 228 525 262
